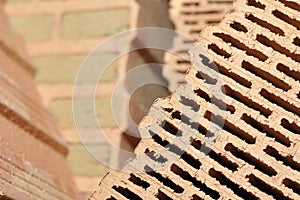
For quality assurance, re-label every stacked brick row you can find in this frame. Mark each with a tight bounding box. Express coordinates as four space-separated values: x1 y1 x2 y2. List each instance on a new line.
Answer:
0 0 79 199
91 0 300 199
5 0 134 197
165 0 234 73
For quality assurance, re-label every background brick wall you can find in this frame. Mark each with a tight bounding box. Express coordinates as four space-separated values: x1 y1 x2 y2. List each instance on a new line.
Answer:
5 0 136 197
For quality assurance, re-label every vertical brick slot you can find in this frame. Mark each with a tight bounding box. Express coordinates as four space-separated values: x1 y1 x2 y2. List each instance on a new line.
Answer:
209 168 259 200
171 164 221 199
246 174 292 200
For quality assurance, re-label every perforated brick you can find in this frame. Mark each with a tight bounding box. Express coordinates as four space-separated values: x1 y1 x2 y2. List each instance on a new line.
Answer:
92 0 300 199
165 0 234 73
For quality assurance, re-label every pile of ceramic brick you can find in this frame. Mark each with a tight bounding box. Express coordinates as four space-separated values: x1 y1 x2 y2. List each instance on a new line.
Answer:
0 1 79 199
91 0 300 199
165 0 234 73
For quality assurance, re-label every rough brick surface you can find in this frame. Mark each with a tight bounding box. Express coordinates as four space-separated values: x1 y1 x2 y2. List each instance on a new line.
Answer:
5 0 134 196
92 0 300 199
0 0 80 198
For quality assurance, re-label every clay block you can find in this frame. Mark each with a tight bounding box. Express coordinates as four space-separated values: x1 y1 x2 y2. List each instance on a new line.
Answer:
0 1 79 199
92 0 300 199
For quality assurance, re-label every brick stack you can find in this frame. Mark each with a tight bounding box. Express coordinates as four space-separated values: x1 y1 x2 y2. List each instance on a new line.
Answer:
166 0 234 74
91 0 300 199
0 0 79 199
5 0 135 197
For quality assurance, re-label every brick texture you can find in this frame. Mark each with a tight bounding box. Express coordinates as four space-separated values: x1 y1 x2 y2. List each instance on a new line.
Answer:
91 0 300 199
5 0 133 196
165 0 234 74
0 0 80 198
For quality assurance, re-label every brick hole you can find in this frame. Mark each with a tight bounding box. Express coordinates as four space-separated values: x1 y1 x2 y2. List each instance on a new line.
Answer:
272 10 300 30
260 88 300 117
171 164 221 199
181 152 202 169
256 34 300 63
156 190 172 200
276 0 300 11
145 165 184 193
203 110 223 128
224 85 272 117
194 88 236 114
242 113 291 147
161 120 183 136
224 143 277 176
247 0 266 9
171 111 191 124
191 194 204 200
246 14 285 36
150 131 169 146
128 173 150 190
170 111 213 137
195 71 217 84
282 178 300 195
298 92 300 99
182 2 200 7
293 37 300 47
192 139 239 171
177 49 188 54
264 145 300 171
145 148 168 163
276 63 300 82
181 10 221 15
281 118 300 134
190 30 202 34
106 196 117 200
208 0 234 4
209 168 259 200
213 32 268 61
180 95 200 112
246 174 292 200
206 20 221 24
151 133 201 169
176 60 190 64
230 21 248 32
205 110 256 144
199 54 252 88
208 43 232 58
112 186 142 200
216 64 253 88
184 20 198 25
241 60 291 91
163 107 174 113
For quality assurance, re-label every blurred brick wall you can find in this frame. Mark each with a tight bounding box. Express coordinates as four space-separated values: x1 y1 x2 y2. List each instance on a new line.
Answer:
5 0 134 197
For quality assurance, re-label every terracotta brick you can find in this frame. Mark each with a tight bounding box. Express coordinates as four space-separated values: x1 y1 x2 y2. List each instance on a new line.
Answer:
61 9 129 39
67 144 109 176
34 54 118 83
6 0 29 3
4 0 132 196
9 15 54 42
50 98 116 128
92 0 300 199
166 0 234 73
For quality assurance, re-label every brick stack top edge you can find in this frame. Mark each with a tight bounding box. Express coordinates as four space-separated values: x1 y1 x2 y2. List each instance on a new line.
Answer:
0 0 80 199
91 0 300 199
166 0 234 73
